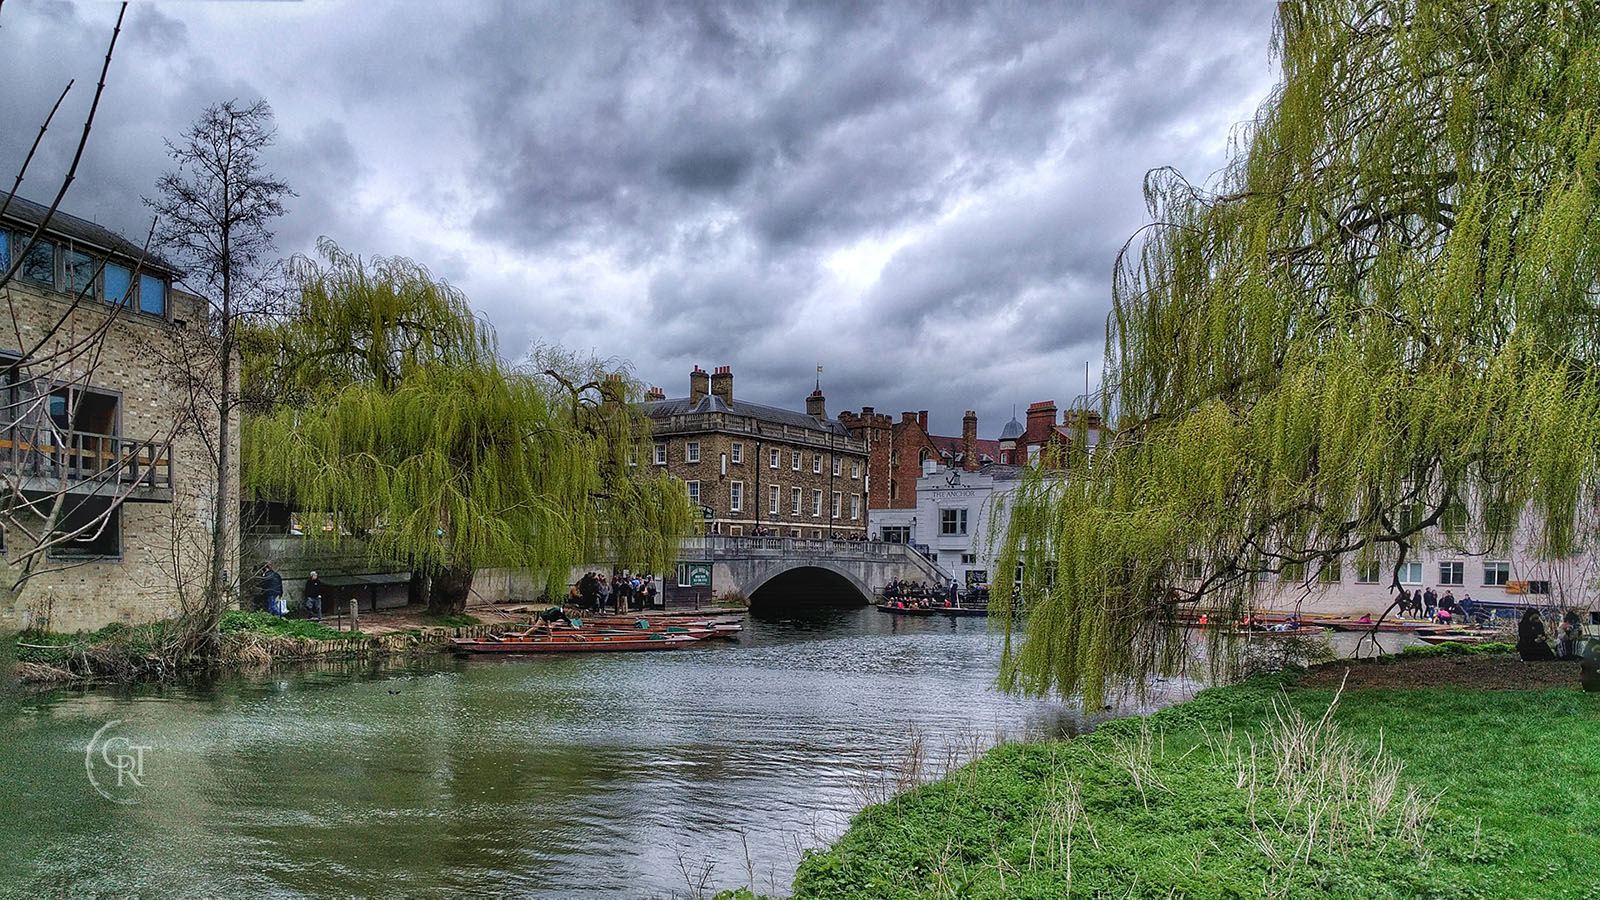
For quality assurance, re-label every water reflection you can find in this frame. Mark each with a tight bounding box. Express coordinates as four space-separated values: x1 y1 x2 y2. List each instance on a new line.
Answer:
0 606 1200 898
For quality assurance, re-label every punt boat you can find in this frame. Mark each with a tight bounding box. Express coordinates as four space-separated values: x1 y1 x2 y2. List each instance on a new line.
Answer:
451 631 705 653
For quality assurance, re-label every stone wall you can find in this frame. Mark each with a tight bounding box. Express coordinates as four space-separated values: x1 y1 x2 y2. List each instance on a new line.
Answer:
0 278 236 634
651 425 868 538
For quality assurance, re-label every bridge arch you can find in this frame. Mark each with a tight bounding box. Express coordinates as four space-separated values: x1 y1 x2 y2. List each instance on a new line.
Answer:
744 563 875 610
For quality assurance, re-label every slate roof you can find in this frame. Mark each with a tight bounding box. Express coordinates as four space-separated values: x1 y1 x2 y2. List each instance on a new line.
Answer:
927 432 1003 464
999 417 1025 441
1 195 180 276
644 395 852 435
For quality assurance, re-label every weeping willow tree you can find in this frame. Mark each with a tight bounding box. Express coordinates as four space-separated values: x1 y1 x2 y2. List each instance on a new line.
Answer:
242 240 697 615
996 0 1600 703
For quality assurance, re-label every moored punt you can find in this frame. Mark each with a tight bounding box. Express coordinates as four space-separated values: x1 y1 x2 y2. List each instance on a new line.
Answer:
452 631 704 653
1318 617 1447 633
875 603 989 618
1415 632 1497 646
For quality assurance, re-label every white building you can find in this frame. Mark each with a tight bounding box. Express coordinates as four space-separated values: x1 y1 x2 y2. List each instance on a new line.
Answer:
869 459 1028 589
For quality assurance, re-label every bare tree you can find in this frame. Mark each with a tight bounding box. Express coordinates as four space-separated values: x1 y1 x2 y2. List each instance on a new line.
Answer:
0 3 160 634
145 99 293 653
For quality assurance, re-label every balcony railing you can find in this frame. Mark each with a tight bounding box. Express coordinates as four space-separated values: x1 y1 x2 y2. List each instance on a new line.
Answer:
0 426 172 493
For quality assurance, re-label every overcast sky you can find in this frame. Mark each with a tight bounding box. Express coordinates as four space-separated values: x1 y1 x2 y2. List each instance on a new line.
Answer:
0 1 1276 438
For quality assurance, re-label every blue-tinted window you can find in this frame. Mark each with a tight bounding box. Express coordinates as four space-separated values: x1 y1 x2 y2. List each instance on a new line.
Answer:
19 238 55 286
138 274 166 316
0 232 9 275
66 250 96 296
103 262 133 306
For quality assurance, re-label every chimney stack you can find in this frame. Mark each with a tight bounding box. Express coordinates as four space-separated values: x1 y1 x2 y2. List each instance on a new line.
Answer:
644 385 665 402
962 410 979 471
690 366 710 405
1025 400 1058 443
710 366 733 405
806 389 826 420
918 410 929 431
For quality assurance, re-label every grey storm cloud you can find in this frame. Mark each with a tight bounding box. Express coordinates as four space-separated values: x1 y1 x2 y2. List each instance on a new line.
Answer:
0 0 1276 438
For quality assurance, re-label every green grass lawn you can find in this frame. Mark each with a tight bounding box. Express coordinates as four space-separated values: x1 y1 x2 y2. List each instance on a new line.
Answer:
789 669 1600 900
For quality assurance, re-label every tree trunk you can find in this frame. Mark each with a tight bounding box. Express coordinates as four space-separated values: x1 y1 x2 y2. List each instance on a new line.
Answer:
427 565 473 617
408 569 430 608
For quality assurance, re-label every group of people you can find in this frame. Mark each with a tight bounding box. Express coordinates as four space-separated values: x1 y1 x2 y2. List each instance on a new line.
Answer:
1518 608 1588 661
881 579 945 601
1395 587 1481 624
569 571 657 613
256 565 324 621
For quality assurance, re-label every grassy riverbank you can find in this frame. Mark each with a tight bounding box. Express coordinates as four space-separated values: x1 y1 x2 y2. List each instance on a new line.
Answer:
788 654 1600 900
5 610 477 685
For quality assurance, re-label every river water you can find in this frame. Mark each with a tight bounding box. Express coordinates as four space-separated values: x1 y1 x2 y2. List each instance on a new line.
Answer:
0 608 1411 898
0 607 1164 898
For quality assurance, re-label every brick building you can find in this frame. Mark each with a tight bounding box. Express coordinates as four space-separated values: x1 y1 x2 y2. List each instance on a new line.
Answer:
643 367 868 538
839 407 1009 527
0 197 233 633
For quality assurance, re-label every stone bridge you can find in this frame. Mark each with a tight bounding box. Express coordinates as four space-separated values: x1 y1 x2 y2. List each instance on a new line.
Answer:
683 535 949 607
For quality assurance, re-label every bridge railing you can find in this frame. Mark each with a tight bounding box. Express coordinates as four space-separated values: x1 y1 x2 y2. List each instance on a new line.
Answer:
685 534 918 560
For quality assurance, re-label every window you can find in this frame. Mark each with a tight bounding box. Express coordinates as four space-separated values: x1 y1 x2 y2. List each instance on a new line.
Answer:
48 496 121 558
850 494 860 519
1527 580 1550 595
0 231 8 273
812 529 822 539
832 458 841 477
939 508 968 535
1281 562 1306 583
770 448 780 468
66 249 97 296
961 553 978 565
791 451 801 470
103 262 132 306
812 489 822 517
685 480 700 504
1439 561 1464 586
1398 503 1420 533
1441 501 1468 534
1400 561 1423 585
1355 561 1381 584
812 454 822 474
686 441 700 463
769 484 780 514
729 481 743 512
888 479 898 501
1484 561 1510 586
851 462 860 479
888 450 898 466
731 442 743 464
654 444 666 465
19 237 55 286
1319 559 1341 583
1001 451 1011 464
791 487 801 515
1484 501 1515 540
831 491 841 518
729 525 742 536
627 447 637 467
138 274 166 317
1183 558 1203 580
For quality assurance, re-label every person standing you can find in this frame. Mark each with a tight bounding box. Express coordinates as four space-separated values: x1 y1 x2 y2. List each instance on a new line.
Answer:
261 564 284 617
1422 587 1437 620
304 571 324 622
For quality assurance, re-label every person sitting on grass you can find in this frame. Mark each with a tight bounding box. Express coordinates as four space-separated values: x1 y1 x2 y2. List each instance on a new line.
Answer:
1558 610 1583 660
1518 608 1557 662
